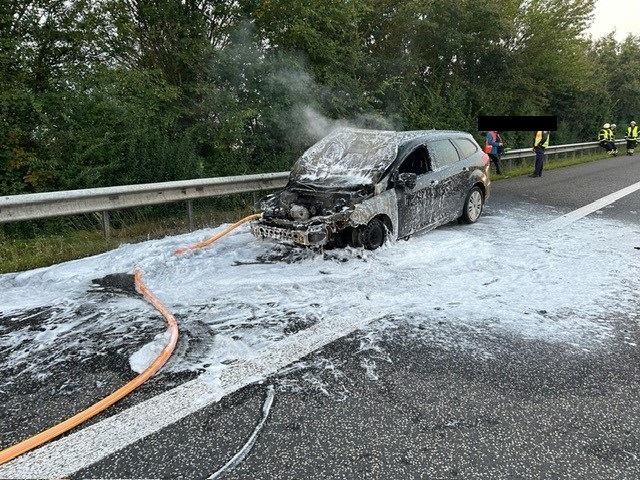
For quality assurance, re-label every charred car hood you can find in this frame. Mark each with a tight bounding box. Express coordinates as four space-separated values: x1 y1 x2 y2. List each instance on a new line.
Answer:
289 128 399 187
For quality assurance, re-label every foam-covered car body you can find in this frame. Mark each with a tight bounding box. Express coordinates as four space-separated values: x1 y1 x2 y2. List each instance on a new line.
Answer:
251 128 490 249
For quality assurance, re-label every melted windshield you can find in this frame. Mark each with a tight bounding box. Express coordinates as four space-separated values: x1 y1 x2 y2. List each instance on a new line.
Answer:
290 128 398 187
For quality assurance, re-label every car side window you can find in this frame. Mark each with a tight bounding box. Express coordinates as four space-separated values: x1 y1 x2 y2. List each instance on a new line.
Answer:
452 138 478 159
398 146 431 175
427 140 460 168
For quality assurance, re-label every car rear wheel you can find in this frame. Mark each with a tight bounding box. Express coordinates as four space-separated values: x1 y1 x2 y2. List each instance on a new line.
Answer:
353 218 386 250
460 186 484 224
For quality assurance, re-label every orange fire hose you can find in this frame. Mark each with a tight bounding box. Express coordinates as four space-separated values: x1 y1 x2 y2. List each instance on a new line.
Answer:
175 213 262 255
0 269 178 466
0 213 258 466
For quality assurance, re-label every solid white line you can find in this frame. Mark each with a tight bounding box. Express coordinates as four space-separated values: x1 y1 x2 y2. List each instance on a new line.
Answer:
547 180 640 230
0 313 371 479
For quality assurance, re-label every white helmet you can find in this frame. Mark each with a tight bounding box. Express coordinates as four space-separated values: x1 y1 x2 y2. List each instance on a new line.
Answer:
603 123 610 129
631 121 637 126
611 124 616 128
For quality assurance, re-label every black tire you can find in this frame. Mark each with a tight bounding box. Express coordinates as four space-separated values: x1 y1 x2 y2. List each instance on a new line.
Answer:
460 186 484 224
354 217 386 250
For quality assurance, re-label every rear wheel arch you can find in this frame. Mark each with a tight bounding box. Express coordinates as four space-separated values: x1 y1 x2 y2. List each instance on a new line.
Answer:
472 181 486 198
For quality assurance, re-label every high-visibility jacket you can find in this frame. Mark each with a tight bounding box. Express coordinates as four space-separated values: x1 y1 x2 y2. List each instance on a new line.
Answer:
534 131 550 148
598 128 610 141
626 125 638 140
609 128 615 140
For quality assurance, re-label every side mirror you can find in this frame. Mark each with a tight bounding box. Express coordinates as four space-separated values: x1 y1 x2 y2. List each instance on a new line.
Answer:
397 172 417 190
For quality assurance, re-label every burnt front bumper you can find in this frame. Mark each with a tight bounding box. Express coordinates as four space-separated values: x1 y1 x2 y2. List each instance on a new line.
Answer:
250 221 329 246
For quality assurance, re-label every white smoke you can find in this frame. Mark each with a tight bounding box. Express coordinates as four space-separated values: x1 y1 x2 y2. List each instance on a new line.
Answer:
216 23 399 149
298 105 398 143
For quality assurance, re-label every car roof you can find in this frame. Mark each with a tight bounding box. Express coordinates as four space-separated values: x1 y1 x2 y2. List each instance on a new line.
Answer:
396 130 471 146
290 128 475 187
395 129 470 142
395 129 474 151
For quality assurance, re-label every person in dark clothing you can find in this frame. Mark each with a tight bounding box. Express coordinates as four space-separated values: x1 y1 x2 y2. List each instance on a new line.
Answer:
485 130 504 175
529 130 550 177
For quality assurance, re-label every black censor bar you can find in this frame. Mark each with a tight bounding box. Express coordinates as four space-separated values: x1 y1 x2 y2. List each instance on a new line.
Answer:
478 115 557 132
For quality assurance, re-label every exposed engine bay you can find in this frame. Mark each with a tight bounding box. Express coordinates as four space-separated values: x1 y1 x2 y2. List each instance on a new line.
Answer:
261 183 372 220
252 183 374 247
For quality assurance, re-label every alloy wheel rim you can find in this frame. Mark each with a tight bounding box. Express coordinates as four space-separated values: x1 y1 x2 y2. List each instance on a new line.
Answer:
467 191 483 221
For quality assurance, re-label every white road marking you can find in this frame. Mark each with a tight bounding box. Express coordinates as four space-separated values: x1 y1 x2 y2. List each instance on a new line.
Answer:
2 181 640 478
0 313 371 479
547 180 640 230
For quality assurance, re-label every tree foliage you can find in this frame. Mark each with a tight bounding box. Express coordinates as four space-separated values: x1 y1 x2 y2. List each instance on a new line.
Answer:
1 0 639 195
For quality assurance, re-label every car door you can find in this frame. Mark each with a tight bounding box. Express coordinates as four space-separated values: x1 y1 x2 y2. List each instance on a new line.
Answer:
425 139 467 225
394 145 442 238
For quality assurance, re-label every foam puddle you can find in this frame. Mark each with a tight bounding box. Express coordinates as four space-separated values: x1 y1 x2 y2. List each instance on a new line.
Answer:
1 205 639 478
0 205 638 396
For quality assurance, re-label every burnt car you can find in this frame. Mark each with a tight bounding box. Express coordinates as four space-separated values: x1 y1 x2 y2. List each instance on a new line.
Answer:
250 128 490 249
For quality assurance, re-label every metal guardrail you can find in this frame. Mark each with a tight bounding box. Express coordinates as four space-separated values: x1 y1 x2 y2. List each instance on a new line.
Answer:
0 139 620 236
500 139 625 172
0 172 289 237
500 138 625 158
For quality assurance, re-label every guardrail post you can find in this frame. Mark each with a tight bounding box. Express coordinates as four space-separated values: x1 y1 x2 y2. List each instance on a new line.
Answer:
186 200 194 231
101 211 111 240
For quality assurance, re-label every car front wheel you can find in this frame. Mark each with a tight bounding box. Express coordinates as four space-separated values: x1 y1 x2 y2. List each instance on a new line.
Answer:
353 217 386 249
460 186 484 224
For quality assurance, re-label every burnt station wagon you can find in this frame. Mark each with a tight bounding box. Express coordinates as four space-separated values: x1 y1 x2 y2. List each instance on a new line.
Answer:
250 128 491 249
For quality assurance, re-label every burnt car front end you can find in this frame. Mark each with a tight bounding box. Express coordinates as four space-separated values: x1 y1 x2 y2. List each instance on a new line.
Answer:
251 128 398 248
251 183 374 247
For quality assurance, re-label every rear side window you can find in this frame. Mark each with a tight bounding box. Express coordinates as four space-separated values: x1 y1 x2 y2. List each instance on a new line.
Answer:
452 138 478 159
428 139 460 168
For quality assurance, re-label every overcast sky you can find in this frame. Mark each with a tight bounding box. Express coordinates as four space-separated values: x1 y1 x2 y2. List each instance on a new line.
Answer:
588 0 640 41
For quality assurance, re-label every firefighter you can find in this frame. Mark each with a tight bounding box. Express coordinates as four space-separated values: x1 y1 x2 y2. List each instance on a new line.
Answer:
598 123 616 155
609 124 618 155
529 130 550 177
625 121 638 155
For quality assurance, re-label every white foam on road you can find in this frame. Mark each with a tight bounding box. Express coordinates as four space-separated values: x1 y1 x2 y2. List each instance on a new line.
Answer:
0 313 378 478
1 183 639 478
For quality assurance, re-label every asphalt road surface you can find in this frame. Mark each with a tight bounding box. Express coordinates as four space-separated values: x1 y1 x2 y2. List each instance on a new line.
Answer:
1 154 639 479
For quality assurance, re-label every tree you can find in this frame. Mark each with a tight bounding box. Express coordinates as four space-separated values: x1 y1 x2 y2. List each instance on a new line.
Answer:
1 0 633 197
607 36 640 125
0 0 101 193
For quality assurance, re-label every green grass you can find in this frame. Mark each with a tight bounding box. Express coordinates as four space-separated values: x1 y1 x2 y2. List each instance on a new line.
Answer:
0 150 613 274
0 206 254 274
0 230 123 273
